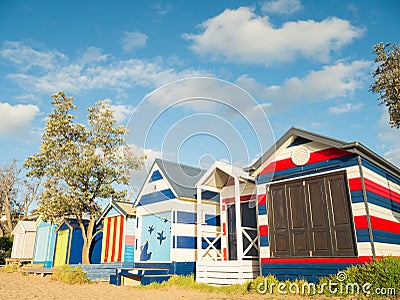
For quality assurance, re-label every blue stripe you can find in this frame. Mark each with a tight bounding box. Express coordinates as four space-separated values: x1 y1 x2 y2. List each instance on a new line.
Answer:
261 263 359 282
201 190 220 202
258 204 267 215
257 155 358 184
124 245 134 262
138 189 175 206
361 157 400 186
173 236 221 249
351 190 400 214
149 170 163 182
260 236 269 246
356 228 371 242
205 214 220 226
287 137 312 148
373 229 400 245
176 211 196 224
175 211 220 226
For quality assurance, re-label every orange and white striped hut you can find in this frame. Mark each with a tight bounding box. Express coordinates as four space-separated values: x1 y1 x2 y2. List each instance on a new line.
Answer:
98 201 136 264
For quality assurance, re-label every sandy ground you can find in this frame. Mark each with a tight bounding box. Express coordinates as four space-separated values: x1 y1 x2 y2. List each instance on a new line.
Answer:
0 271 292 300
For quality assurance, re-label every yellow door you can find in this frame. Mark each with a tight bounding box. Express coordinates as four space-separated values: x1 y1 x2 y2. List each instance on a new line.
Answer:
54 230 69 266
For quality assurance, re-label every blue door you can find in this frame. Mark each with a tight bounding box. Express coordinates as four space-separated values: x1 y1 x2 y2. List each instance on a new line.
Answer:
140 211 171 262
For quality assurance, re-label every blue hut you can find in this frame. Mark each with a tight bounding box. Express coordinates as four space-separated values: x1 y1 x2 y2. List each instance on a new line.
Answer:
53 218 102 266
32 217 58 268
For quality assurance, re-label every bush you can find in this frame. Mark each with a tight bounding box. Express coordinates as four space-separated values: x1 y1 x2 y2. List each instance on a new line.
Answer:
52 265 91 285
319 256 400 297
0 236 13 265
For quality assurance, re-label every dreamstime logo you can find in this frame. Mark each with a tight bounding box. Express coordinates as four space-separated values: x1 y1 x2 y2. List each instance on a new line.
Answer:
257 271 396 296
124 77 275 217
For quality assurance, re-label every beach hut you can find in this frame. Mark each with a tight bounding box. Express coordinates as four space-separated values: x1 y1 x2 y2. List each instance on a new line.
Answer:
10 220 36 261
53 218 103 266
195 161 260 285
247 127 400 282
32 217 58 268
134 158 219 275
99 201 135 264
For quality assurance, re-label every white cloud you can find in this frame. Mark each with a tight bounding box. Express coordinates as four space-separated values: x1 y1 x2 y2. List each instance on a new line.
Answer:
78 46 108 65
0 102 40 137
377 109 400 166
183 7 364 65
110 103 135 124
236 60 371 112
328 102 363 114
1 41 208 95
261 0 302 15
1 41 66 71
122 30 148 52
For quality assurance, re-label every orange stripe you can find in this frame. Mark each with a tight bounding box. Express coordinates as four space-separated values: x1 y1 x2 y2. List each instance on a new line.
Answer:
111 217 117 262
104 218 111 262
118 216 124 262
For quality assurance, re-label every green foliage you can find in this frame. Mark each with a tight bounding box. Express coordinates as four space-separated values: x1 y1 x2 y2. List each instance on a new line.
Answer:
52 265 91 285
319 256 400 297
24 92 145 263
371 42 400 128
0 236 13 264
0 265 17 273
139 258 399 298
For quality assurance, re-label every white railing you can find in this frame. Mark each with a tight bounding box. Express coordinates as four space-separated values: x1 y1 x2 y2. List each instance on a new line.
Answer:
200 229 223 261
242 227 259 259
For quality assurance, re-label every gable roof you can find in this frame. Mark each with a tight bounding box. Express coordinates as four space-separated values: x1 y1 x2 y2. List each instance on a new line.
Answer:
197 161 254 191
155 158 206 198
98 200 136 221
11 220 36 235
135 158 206 203
247 127 400 178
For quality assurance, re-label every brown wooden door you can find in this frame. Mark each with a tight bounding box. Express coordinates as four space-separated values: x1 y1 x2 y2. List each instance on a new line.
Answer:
268 172 356 258
269 185 290 257
306 178 332 256
325 174 357 256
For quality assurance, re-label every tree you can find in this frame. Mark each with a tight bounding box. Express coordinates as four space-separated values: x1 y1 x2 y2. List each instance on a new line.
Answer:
25 92 145 264
0 159 39 236
371 42 400 128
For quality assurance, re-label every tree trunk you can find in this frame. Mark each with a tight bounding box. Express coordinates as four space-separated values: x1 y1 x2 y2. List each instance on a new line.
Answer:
79 217 95 265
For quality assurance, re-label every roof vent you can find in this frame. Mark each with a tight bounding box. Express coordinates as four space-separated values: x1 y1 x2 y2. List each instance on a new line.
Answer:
291 146 310 166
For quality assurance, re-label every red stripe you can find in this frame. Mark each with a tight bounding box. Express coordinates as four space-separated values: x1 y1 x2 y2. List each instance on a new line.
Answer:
258 194 266 206
261 256 373 264
354 215 369 229
221 204 226 211
222 223 226 235
259 147 350 175
223 194 257 205
349 177 400 204
117 216 124 262
223 248 227 260
125 235 135 245
370 216 400 234
259 225 268 236
104 218 112 263
110 217 117 262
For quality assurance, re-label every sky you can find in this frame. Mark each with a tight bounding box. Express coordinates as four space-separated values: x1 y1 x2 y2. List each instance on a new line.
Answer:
0 0 399 195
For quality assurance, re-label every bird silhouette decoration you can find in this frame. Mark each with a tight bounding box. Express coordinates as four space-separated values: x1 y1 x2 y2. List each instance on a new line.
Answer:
148 225 154 235
140 240 152 261
157 230 166 245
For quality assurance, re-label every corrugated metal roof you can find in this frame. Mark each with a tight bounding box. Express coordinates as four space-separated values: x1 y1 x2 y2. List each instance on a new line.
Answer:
155 158 205 199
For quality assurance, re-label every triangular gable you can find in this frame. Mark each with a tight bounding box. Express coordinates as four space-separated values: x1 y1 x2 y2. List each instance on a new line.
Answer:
134 159 178 207
248 127 400 180
55 218 86 232
11 220 36 235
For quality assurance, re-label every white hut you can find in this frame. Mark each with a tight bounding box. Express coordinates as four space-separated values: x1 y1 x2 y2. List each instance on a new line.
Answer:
11 220 37 260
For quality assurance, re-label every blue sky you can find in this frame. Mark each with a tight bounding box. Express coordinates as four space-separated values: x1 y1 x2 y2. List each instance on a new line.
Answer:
1 0 399 193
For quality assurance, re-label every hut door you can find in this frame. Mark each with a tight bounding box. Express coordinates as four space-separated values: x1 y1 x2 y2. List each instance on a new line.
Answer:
54 230 69 266
227 204 237 260
268 172 356 258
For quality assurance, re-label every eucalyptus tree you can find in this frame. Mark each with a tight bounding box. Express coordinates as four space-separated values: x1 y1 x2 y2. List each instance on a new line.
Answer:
371 42 400 128
25 92 145 264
